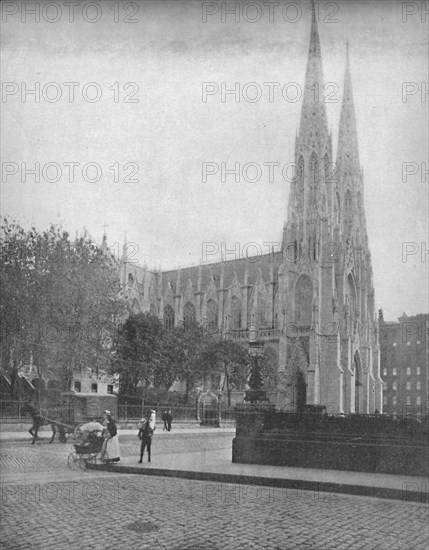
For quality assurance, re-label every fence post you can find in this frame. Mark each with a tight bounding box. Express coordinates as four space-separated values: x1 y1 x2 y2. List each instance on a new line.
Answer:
125 401 127 421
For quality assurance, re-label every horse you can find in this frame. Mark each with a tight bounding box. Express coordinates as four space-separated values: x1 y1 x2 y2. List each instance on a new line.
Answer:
23 403 68 444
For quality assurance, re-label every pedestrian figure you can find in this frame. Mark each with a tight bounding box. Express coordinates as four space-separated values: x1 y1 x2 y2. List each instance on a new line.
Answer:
138 415 154 463
102 410 120 462
148 409 156 430
162 410 168 431
166 410 173 432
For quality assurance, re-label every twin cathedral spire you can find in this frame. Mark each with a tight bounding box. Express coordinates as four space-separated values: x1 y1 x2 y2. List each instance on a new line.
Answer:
116 3 381 413
284 3 367 256
276 2 380 414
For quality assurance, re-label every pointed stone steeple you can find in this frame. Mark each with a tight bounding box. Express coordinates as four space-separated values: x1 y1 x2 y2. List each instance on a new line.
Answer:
334 44 368 241
336 43 360 170
284 2 332 253
298 0 329 142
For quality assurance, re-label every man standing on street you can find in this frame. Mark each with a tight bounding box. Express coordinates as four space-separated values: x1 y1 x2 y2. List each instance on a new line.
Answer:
162 410 168 431
166 410 173 432
138 416 154 463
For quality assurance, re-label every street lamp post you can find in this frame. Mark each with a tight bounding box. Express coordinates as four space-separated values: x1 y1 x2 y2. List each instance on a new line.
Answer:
195 386 201 422
249 325 264 357
247 325 265 403
217 387 222 427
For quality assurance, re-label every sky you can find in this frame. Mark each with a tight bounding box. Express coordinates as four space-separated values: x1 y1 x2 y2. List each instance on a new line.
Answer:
1 0 428 321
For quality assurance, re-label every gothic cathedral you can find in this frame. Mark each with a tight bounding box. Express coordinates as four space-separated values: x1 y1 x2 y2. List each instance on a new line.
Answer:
116 6 383 414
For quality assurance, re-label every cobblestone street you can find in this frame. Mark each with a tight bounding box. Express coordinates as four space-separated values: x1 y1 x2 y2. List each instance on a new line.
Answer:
1 435 428 549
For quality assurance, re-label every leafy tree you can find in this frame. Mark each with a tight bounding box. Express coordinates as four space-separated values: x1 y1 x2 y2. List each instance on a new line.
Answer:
111 313 163 397
152 327 183 392
171 322 208 402
0 218 125 395
201 339 250 406
114 317 210 403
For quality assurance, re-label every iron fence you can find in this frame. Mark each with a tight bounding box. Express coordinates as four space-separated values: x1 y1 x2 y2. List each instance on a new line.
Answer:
0 398 236 424
117 403 236 423
0 398 32 422
0 399 78 425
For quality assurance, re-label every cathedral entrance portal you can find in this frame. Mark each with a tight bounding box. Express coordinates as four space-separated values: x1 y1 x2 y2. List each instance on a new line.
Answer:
285 340 309 412
296 370 307 412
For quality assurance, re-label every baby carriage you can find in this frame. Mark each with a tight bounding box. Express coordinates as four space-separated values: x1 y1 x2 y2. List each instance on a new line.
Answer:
67 421 109 470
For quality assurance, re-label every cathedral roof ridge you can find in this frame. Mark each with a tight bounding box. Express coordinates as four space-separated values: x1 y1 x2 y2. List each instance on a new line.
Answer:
159 248 283 274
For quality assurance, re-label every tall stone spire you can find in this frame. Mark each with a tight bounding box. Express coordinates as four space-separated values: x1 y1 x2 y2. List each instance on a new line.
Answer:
298 0 329 141
336 44 360 170
284 1 332 248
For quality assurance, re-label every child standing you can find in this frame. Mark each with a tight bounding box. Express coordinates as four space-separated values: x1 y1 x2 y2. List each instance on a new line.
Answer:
138 416 154 463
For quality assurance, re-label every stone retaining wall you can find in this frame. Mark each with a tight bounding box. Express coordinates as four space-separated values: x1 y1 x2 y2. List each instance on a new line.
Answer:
233 406 429 476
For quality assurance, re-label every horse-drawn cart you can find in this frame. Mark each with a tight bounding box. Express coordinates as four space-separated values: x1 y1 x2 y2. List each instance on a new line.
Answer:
26 392 118 444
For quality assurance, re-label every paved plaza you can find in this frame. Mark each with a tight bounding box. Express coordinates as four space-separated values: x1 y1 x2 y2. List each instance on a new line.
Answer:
1 432 428 550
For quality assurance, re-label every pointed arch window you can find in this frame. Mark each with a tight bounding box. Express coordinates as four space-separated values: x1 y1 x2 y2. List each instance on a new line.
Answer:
346 274 356 324
292 239 302 263
149 303 157 317
310 154 319 183
308 235 319 260
164 305 175 331
344 190 352 224
230 296 242 330
335 192 341 224
183 302 196 328
260 303 269 326
206 299 218 330
254 289 269 327
356 191 362 212
312 238 320 262
323 154 330 182
295 276 312 324
309 153 318 205
322 154 329 215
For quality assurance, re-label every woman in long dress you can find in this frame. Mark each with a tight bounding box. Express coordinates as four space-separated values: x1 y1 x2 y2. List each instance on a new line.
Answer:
103 411 120 462
148 410 156 431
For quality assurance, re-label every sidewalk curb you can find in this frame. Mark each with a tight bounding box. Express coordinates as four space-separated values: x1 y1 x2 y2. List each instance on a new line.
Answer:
86 463 428 504
0 428 236 443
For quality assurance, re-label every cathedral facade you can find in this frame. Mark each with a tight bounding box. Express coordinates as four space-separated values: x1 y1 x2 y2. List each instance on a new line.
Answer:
116 7 383 414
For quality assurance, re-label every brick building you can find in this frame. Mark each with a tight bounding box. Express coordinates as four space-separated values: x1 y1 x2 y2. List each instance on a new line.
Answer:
379 311 428 416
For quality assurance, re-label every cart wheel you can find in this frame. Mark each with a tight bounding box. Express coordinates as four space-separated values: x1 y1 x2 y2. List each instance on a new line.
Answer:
67 452 78 470
93 450 109 464
84 453 96 466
